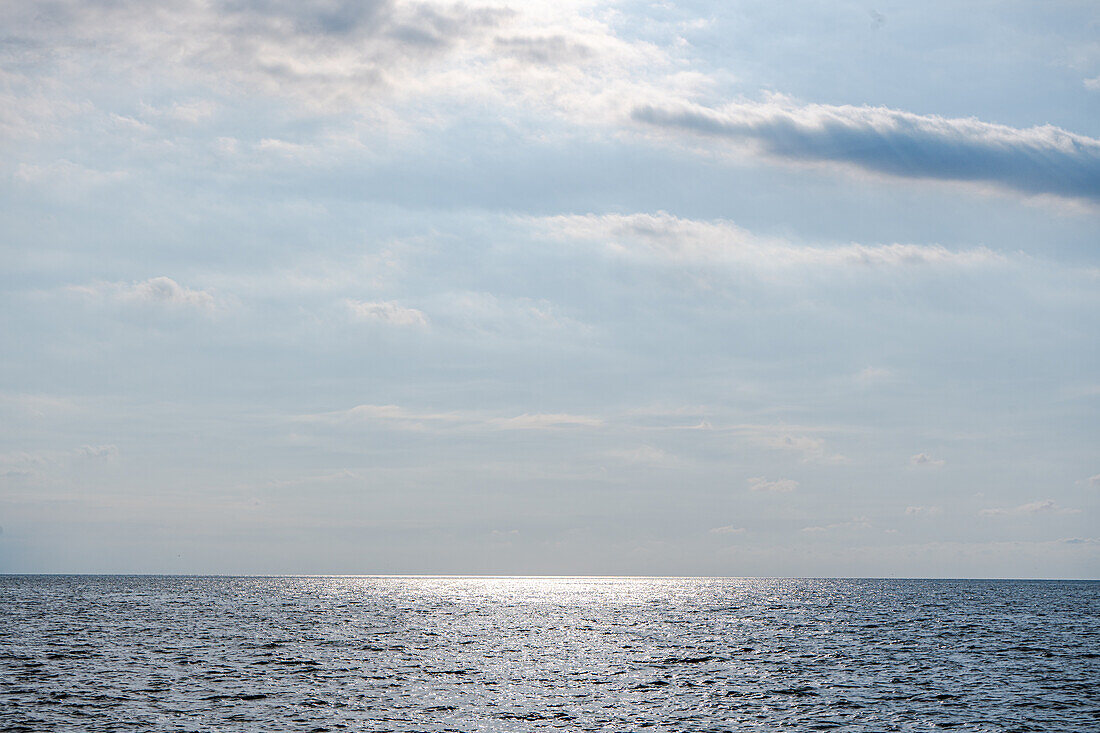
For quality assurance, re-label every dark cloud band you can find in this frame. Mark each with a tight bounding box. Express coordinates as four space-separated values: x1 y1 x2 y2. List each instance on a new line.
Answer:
633 101 1100 202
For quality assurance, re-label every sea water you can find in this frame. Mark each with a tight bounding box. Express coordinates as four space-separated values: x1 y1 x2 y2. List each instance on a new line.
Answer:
2 576 1097 731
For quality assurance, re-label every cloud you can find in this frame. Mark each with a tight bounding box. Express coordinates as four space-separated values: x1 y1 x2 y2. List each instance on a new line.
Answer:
15 159 128 187
440 291 588 337
1 0 686 134
632 99 1100 202
1088 474 1100 488
757 433 847 465
345 298 428 327
1085 76 1100 91
493 34 594 66
604 445 670 465
0 444 118 470
709 525 745 535
856 366 893 382
3 0 511 111
802 516 871 533
980 500 1080 517
76 444 119 461
527 211 999 269
491 413 603 430
300 403 602 432
0 393 79 418
747 476 798 493
69 277 217 312
910 453 945 468
905 505 942 517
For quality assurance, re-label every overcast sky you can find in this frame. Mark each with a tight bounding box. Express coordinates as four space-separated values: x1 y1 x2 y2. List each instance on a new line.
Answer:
1 0 1098 577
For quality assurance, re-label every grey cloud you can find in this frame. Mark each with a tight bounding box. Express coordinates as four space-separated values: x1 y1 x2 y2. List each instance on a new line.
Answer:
216 0 508 47
389 3 508 49
632 100 1100 202
3 0 513 107
493 35 593 66
220 0 393 37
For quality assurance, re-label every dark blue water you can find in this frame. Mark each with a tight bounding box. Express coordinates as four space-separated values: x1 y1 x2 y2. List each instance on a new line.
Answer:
1 576 1097 731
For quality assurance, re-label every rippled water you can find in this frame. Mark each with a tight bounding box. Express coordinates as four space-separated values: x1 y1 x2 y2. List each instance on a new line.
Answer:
2 576 1098 731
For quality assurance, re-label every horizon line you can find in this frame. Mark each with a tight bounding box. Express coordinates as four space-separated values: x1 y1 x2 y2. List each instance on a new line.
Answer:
3 573 1097 581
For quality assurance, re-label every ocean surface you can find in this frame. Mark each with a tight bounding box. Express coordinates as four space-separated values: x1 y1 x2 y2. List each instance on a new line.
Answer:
1 576 1097 732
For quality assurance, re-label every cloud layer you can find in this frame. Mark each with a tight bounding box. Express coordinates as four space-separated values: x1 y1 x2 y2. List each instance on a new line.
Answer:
633 99 1100 202
528 211 999 268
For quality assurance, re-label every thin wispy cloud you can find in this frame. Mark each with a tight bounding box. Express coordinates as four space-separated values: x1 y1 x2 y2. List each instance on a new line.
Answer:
709 525 745 535
633 99 1100 203
68 277 218 312
491 413 603 430
980 500 1080 517
299 404 602 432
605 445 671 464
756 433 847 465
747 477 798 493
528 211 1000 268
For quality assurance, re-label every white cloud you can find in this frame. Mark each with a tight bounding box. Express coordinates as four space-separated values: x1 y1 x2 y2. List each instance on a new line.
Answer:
15 159 128 187
0 393 79 418
632 98 1100 203
604 445 671 465
0 444 118 469
1 0 691 135
300 403 601 432
1088 474 1100 488
980 500 1080 517
439 291 590 337
1085 76 1100 91
491 413 603 430
709 525 745 535
527 211 1000 269
76 444 119 461
910 452 945 468
747 476 798 493
345 298 428 327
69 277 217 312
316 404 459 426
856 366 893 382
165 100 217 123
757 433 847 465
905 505 943 517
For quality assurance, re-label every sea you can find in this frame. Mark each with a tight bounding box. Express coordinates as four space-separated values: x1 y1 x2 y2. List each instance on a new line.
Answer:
1 576 1097 732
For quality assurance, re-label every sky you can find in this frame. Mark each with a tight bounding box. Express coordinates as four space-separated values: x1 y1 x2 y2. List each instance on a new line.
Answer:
1 0 1098 577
